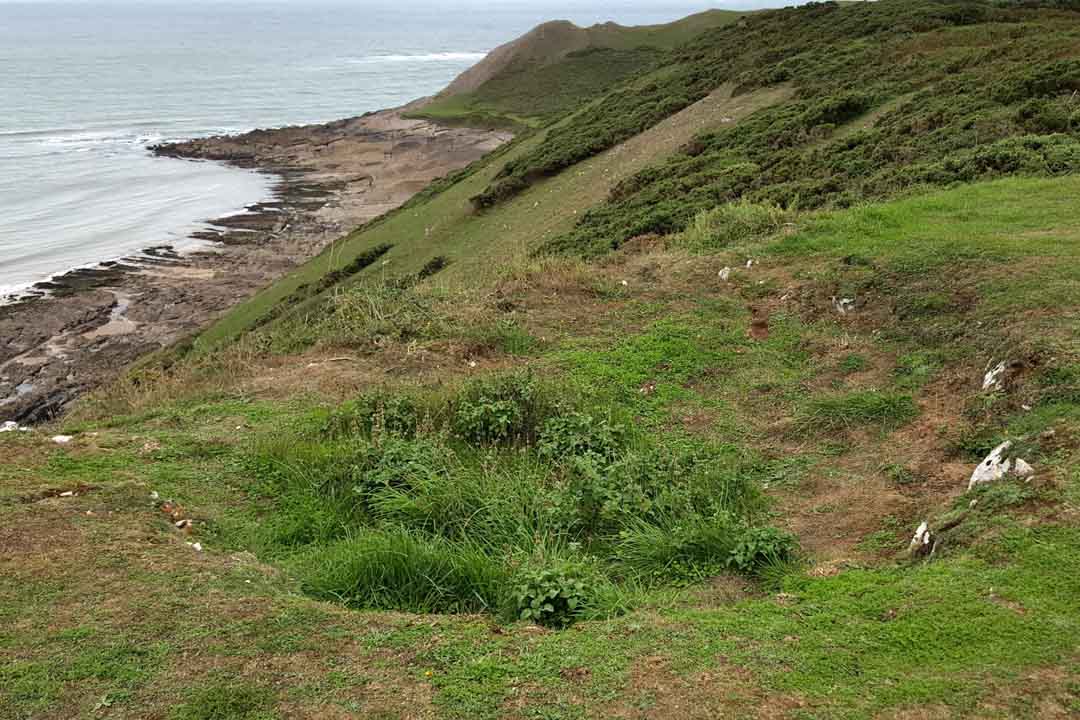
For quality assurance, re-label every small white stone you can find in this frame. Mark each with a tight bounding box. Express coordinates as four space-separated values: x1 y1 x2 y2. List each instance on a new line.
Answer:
0 421 18 433
59 491 75 498
831 297 856 315
746 259 755 269
1013 458 1035 478
51 435 74 444
150 491 160 501
909 521 935 558
982 361 1007 391
718 267 732 281
969 441 1013 490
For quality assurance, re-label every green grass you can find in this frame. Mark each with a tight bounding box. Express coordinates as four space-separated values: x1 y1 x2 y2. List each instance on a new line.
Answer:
231 373 781 624
7 3 1080 717
412 9 742 129
800 390 918 434
523 1 1080 254
169 682 278 720
414 48 665 130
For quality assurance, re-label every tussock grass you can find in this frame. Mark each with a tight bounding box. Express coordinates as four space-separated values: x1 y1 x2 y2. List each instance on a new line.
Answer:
235 371 784 624
676 201 791 252
799 391 918 434
298 529 508 614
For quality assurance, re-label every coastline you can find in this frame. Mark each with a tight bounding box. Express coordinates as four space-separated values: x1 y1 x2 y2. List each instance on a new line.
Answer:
0 103 511 423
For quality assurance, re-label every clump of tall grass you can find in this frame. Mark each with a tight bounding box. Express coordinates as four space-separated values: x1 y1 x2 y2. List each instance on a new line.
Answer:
323 281 447 348
798 390 918 434
677 201 791 252
240 374 793 626
299 528 508 613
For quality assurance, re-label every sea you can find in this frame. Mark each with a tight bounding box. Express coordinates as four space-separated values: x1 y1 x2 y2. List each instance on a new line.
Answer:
0 0 733 299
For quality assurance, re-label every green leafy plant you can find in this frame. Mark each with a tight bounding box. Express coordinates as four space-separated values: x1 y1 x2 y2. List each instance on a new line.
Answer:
538 411 626 463
321 392 421 439
727 526 798 574
510 564 590 627
452 371 554 446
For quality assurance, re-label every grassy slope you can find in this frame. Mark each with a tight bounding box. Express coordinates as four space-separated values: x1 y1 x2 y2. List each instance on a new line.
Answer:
197 82 792 346
411 10 742 129
4 176 1080 719
5 2 1080 718
472 0 1080 226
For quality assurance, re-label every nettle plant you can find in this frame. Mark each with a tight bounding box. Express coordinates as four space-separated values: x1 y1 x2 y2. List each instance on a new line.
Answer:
727 526 797 574
511 565 590 628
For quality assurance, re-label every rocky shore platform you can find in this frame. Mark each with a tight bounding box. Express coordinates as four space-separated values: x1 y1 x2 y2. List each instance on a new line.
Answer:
0 104 511 423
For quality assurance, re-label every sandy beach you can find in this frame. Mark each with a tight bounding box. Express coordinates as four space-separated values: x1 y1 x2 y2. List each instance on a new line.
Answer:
0 104 510 423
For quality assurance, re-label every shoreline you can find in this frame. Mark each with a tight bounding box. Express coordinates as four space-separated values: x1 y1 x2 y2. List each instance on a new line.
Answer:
0 103 511 424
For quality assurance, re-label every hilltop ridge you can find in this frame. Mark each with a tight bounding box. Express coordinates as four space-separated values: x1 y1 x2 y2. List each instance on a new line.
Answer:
414 9 743 129
439 10 742 97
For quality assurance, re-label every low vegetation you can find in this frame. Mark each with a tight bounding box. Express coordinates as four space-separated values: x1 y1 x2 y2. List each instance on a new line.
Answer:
412 10 742 130
4 2 1080 718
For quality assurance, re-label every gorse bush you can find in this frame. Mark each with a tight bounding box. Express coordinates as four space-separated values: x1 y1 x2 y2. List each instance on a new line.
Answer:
484 0 1080 255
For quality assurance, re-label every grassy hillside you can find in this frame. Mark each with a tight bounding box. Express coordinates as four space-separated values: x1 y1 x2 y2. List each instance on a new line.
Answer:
471 0 1080 223
6 173 1080 719
5 1 1080 718
410 10 742 129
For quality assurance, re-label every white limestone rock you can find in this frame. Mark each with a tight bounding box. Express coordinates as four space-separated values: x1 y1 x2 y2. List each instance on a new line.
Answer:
982 360 1007 391
909 521 935 558
969 441 1013 489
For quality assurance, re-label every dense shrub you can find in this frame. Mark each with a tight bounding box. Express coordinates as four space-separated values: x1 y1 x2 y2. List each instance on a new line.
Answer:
320 392 422 439
516 1 1080 255
727 526 798 575
452 371 556 446
537 411 627 463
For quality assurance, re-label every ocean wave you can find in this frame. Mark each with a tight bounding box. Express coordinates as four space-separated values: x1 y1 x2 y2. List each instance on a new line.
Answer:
345 52 486 65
